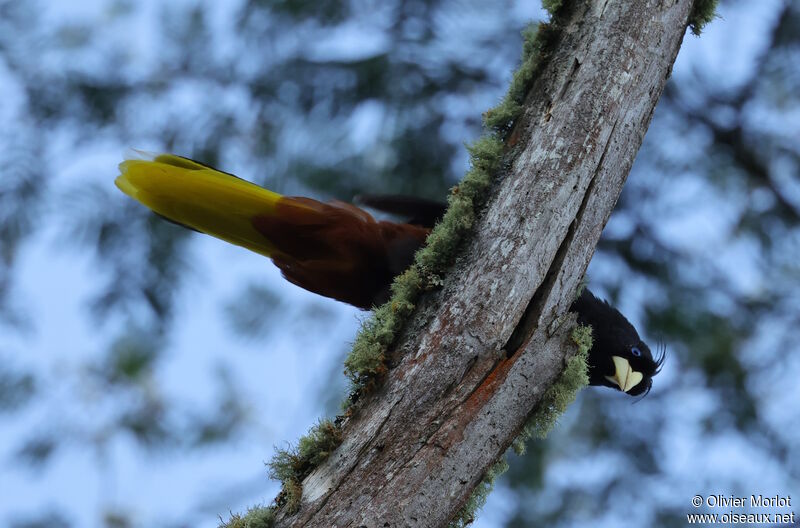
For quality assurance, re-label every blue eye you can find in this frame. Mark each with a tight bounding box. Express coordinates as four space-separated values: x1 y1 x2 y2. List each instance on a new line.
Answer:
631 347 642 357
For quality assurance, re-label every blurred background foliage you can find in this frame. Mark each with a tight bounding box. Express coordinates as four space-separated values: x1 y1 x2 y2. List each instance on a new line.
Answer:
0 0 798 527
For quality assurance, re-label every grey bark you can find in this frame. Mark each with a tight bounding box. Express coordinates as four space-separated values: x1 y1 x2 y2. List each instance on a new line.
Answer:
276 1 694 526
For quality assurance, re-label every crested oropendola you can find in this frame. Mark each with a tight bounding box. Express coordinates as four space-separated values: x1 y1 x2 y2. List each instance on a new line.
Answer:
116 154 664 396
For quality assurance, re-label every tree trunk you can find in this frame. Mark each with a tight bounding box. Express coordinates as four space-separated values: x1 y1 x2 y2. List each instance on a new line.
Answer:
276 1 694 526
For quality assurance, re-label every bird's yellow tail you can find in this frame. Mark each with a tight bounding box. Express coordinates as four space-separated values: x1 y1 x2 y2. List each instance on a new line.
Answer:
116 154 282 257
116 153 435 308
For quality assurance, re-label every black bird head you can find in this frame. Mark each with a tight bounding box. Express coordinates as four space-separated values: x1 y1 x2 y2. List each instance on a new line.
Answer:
570 289 664 396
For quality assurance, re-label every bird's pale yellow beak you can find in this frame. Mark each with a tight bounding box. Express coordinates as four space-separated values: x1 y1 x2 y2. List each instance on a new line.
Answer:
605 355 644 393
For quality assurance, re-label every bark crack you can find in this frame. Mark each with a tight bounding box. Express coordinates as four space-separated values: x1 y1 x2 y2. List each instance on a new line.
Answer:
418 351 503 452
600 0 612 18
503 117 619 358
557 58 582 102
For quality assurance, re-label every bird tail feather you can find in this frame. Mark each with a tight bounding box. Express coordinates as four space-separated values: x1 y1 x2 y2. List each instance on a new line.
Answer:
116 153 285 257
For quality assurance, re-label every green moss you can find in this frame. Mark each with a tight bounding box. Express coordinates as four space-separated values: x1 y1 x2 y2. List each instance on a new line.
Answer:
688 0 719 36
449 458 510 528
267 419 343 513
541 0 563 16
512 325 590 455
219 506 275 528
571 323 593 356
484 24 545 134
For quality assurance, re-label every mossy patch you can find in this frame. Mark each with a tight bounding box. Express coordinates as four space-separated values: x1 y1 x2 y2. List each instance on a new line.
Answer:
448 458 510 528
483 23 559 135
688 0 719 36
219 505 275 528
512 325 590 454
541 0 564 17
267 419 342 513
